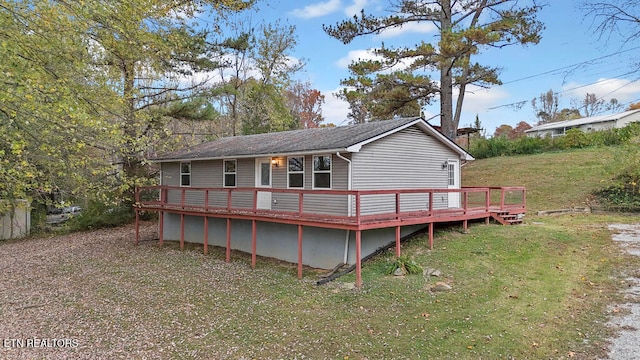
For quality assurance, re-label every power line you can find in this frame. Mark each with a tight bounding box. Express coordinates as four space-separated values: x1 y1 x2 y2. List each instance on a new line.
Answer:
499 45 640 86
487 71 640 111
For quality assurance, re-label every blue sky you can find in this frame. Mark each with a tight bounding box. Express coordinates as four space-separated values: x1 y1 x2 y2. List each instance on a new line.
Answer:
248 0 640 134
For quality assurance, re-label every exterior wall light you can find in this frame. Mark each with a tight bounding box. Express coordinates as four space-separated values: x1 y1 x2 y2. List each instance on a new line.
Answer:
271 158 280 168
441 161 448 170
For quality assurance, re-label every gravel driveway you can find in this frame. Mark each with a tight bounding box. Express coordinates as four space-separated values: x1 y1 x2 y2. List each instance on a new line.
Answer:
605 224 640 360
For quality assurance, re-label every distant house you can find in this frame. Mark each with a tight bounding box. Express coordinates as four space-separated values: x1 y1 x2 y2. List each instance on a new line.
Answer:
135 117 525 286
525 109 640 138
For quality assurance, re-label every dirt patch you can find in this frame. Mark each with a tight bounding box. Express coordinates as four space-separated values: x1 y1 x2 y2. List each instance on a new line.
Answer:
605 224 640 360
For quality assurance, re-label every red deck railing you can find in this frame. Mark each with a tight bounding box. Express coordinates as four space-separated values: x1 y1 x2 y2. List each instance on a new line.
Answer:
135 185 526 230
134 185 526 287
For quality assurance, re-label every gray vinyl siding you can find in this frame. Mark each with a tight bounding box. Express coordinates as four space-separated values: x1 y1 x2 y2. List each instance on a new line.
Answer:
162 163 180 186
271 154 349 216
351 126 458 215
160 129 457 217
160 155 349 216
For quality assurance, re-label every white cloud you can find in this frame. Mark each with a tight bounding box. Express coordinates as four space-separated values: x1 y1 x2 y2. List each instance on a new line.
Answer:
420 85 512 132
460 85 510 114
377 21 437 39
336 49 378 68
335 48 414 73
289 0 342 19
562 78 640 103
321 87 351 126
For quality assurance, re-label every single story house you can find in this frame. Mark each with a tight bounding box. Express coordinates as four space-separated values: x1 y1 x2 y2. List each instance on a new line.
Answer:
525 109 640 138
136 117 525 285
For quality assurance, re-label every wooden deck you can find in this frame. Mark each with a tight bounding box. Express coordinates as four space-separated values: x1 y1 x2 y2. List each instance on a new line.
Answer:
134 186 526 286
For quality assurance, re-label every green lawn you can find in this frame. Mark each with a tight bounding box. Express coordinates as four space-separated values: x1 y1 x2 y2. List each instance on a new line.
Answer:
462 146 622 213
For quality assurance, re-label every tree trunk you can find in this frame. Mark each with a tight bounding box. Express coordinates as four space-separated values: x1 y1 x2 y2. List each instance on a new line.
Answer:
439 0 455 140
121 59 144 205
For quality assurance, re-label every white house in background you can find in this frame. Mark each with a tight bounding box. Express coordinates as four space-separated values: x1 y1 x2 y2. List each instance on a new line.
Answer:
525 109 640 138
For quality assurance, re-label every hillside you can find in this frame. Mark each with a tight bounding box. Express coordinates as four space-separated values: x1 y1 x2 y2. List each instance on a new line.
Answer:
462 146 621 213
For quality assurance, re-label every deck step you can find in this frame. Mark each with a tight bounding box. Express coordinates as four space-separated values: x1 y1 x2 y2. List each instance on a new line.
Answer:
491 212 523 226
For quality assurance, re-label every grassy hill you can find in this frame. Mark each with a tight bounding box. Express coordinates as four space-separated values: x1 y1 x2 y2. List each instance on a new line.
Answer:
462 146 621 213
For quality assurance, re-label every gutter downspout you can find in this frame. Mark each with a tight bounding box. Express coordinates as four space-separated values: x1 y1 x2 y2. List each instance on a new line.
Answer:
336 152 352 264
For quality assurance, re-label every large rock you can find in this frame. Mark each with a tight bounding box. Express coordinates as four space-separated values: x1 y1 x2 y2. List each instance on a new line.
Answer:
393 267 406 276
430 282 452 292
423 268 442 278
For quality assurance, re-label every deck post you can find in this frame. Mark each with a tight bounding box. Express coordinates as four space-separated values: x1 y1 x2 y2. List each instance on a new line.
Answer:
226 218 231 262
134 210 139 245
297 225 303 279
251 220 257 269
356 230 362 288
463 191 468 214
158 211 164 247
298 193 304 215
485 189 491 225
395 226 401 257
355 193 361 225
429 222 434 250
180 214 185 251
463 219 468 233
203 217 209 255
485 189 490 212
428 191 434 216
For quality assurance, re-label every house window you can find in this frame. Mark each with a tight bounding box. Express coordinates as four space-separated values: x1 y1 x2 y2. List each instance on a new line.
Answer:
180 162 191 186
288 156 304 188
313 155 331 189
447 162 455 186
223 159 236 187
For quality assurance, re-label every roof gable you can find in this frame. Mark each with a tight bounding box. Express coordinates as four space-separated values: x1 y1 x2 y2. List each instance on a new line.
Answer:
152 117 473 162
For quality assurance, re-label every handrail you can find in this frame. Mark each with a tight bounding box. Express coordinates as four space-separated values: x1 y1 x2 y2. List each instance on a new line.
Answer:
135 185 526 223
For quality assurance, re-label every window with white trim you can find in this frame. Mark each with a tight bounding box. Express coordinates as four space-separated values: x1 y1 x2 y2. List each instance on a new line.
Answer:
287 156 304 188
447 162 455 186
180 162 191 186
223 159 236 187
313 155 331 189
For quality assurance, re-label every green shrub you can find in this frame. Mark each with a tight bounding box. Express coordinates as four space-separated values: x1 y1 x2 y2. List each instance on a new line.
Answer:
555 128 590 149
470 136 511 159
508 136 549 155
29 202 48 234
593 140 640 211
66 201 135 231
587 128 622 146
385 255 423 275
617 122 640 142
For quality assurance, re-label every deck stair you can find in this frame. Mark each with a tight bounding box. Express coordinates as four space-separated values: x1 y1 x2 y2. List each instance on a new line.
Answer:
491 211 523 225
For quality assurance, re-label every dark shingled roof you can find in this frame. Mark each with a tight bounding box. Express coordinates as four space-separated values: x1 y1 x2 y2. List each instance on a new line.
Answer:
152 117 429 161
